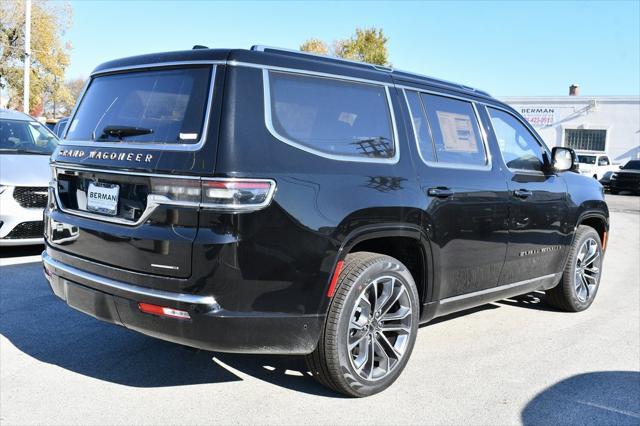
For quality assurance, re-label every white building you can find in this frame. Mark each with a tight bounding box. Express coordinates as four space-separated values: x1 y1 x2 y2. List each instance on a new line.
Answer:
503 88 640 164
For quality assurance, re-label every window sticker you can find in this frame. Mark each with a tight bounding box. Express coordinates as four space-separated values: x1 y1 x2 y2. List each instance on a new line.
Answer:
436 111 479 153
338 112 357 126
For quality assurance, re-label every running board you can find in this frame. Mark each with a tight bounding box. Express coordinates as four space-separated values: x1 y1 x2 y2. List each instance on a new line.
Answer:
420 273 562 322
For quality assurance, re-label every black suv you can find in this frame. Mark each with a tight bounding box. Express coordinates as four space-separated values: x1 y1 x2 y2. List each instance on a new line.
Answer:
43 46 609 397
609 160 640 194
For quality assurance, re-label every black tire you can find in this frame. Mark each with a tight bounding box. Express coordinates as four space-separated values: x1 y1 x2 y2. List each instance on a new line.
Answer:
610 189 619 195
306 252 420 397
546 226 603 312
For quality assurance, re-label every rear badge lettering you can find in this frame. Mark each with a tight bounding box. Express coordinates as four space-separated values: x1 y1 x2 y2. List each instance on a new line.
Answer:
58 149 153 163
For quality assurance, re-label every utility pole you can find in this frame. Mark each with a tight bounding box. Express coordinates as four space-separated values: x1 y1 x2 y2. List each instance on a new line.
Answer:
23 0 31 114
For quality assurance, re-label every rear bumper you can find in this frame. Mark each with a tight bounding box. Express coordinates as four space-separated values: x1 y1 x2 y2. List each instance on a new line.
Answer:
42 251 323 354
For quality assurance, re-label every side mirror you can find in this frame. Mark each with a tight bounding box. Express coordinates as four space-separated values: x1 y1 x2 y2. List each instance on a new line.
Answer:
551 147 575 172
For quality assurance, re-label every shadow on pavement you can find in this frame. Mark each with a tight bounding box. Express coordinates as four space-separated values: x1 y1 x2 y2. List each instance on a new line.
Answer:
496 291 560 312
0 263 339 397
522 371 640 425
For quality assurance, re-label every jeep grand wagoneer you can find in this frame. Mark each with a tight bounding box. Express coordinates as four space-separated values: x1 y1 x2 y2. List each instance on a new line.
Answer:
43 46 608 397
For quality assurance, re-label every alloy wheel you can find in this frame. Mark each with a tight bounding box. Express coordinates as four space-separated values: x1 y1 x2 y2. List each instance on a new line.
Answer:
574 237 601 303
347 275 413 381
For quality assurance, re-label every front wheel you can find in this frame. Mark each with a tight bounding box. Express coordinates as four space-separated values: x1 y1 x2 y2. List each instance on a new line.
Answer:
546 226 603 312
306 252 420 397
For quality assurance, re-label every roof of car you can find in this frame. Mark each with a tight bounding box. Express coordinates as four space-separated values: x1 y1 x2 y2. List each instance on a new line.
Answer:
0 109 34 122
90 45 494 101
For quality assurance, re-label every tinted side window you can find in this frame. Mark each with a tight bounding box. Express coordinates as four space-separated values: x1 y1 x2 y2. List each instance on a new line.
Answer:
598 156 610 166
268 71 394 159
488 107 546 172
420 94 487 166
404 91 436 162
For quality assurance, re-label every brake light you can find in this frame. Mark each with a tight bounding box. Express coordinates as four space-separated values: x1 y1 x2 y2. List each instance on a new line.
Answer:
138 302 191 320
148 177 276 212
150 178 202 204
202 179 275 210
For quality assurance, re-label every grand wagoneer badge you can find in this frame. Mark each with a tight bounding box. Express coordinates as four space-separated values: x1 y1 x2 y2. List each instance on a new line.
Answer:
58 149 154 163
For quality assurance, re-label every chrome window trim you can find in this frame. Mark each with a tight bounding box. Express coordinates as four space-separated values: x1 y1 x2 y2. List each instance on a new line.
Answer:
89 60 226 77
237 60 393 87
42 251 218 306
262 69 399 164
51 165 276 226
60 63 218 151
250 45 394 72
483 104 551 175
402 88 492 172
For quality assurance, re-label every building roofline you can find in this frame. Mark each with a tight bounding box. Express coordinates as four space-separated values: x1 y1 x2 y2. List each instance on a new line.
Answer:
501 95 640 103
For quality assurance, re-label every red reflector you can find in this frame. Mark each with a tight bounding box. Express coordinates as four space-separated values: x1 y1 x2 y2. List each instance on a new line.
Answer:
326 260 345 298
138 303 191 320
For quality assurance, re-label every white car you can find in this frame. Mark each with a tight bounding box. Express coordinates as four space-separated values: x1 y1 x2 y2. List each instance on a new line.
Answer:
0 109 58 246
575 152 620 180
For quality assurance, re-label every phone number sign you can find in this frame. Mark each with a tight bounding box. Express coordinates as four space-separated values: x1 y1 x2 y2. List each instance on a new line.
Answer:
519 107 556 127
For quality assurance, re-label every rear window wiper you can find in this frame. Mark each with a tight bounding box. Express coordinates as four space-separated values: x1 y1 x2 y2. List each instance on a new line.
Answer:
97 125 153 141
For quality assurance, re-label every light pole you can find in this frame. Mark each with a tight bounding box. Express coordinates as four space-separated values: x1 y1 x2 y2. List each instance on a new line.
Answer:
23 0 31 114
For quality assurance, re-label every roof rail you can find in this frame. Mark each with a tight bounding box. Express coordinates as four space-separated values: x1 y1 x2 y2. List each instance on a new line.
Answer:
250 45 393 73
250 44 490 98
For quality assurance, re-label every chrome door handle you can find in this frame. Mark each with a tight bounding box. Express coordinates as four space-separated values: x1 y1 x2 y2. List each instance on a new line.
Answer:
513 189 533 199
427 188 454 198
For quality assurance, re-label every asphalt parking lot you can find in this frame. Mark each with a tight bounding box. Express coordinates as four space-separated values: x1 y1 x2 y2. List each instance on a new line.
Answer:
1 194 639 425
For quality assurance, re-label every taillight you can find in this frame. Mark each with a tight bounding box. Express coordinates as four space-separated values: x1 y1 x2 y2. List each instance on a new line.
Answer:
147 177 276 212
150 177 201 205
202 179 275 211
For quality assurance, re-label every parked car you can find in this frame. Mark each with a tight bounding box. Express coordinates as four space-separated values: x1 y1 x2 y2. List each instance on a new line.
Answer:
609 160 640 195
599 170 615 191
575 152 619 180
42 46 609 397
52 116 69 138
0 109 58 245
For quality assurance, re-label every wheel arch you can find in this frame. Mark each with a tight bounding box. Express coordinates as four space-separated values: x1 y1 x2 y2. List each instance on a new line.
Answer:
577 211 609 251
334 224 433 309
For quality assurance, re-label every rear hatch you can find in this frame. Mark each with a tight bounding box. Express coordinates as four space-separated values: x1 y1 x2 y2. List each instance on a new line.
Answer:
47 63 220 278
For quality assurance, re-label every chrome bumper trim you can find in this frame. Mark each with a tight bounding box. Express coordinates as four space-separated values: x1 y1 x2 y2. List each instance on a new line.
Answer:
42 251 217 306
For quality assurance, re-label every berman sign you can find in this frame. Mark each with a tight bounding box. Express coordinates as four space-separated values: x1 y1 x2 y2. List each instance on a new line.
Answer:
519 107 556 127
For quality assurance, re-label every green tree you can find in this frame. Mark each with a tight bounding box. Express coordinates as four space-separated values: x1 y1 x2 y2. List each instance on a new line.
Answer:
300 38 329 56
300 27 389 66
0 0 72 116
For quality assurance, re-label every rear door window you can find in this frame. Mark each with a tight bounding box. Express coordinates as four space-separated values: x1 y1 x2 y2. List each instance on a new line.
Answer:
414 93 488 168
267 71 396 160
66 66 213 144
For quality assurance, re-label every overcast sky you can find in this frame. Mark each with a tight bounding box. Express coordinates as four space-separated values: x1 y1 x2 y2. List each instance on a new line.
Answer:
65 0 640 96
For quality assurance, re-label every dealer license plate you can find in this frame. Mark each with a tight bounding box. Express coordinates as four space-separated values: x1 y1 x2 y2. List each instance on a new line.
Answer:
86 182 119 216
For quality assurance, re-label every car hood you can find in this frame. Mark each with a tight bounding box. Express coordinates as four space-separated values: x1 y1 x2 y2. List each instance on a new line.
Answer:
617 169 640 176
0 154 51 186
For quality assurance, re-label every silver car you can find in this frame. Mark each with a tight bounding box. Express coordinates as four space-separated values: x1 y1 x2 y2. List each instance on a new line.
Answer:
0 109 58 246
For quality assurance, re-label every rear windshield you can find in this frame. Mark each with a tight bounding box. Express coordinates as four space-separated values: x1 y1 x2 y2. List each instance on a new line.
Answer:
577 155 596 164
66 66 212 144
